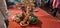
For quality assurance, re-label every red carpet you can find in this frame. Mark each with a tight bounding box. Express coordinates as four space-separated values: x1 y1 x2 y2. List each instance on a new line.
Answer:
8 7 60 28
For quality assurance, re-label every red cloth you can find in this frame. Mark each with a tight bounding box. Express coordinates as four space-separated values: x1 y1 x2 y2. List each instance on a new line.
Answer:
8 7 60 28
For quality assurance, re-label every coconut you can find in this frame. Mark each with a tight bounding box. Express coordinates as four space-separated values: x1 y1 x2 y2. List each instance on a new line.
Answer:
15 18 20 22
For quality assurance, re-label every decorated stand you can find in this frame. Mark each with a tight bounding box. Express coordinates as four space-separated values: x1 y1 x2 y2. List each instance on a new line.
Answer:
15 0 38 26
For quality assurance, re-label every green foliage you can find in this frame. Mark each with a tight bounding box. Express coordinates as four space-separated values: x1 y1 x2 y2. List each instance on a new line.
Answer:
29 14 38 23
16 14 23 21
